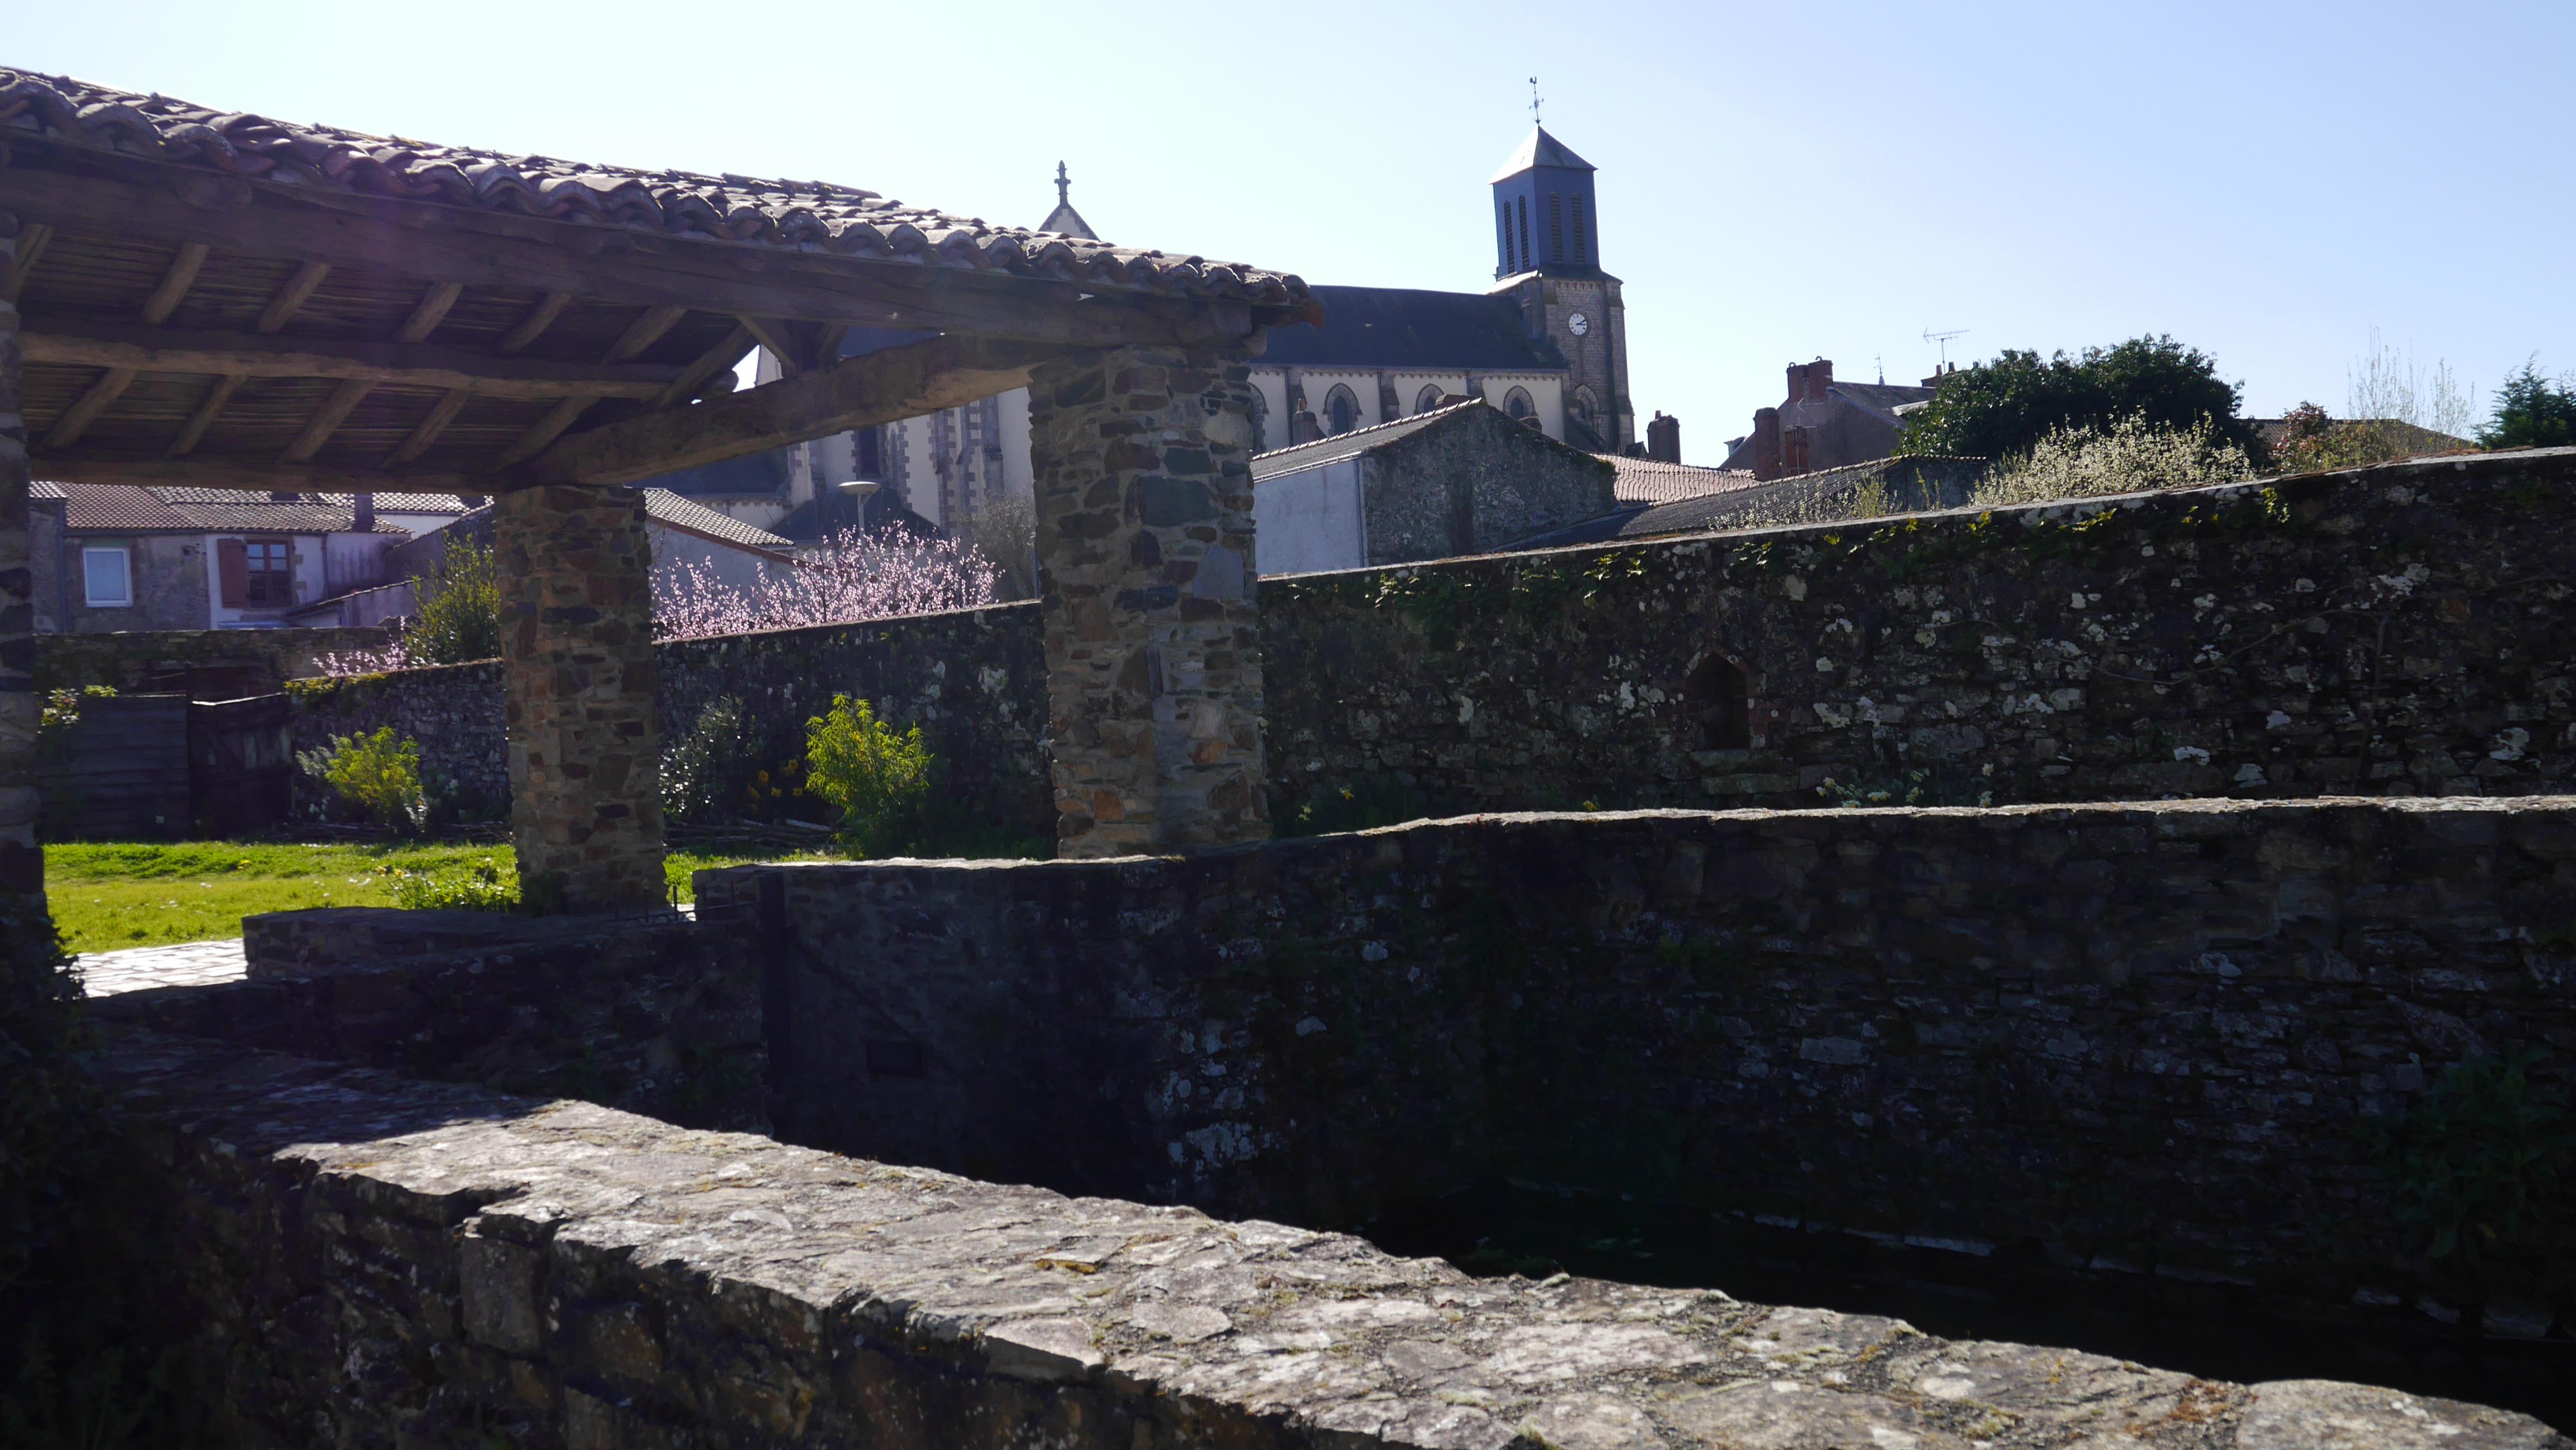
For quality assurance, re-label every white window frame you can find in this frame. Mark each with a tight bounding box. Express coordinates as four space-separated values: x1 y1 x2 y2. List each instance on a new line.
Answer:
82 544 134 608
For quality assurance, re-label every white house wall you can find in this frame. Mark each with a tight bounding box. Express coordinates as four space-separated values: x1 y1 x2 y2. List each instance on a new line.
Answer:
1253 459 1367 576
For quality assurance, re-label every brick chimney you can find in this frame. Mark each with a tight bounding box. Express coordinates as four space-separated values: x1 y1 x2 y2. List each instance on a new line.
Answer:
1784 363 1807 405
1646 411 1681 464
1749 407 1783 481
352 492 375 534
1809 359 1833 397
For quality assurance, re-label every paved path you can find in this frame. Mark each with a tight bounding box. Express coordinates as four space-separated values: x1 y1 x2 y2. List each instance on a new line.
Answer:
79 938 250 997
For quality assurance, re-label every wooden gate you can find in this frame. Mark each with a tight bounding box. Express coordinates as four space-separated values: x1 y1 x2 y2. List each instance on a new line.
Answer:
43 694 191 840
188 694 296 837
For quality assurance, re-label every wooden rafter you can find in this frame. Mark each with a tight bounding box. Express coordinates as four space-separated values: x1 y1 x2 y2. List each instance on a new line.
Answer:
494 303 698 465
0 222 52 300
397 282 464 344
525 334 1073 488
278 281 467 462
257 260 331 333
22 324 685 398
735 315 807 377
652 324 756 409
497 291 574 355
43 366 137 449
384 389 470 466
137 242 210 324
170 375 245 457
604 304 687 364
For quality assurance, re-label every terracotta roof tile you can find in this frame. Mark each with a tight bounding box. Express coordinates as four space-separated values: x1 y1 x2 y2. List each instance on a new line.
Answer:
1605 456 1760 505
640 489 792 551
43 482 401 533
0 68 1309 311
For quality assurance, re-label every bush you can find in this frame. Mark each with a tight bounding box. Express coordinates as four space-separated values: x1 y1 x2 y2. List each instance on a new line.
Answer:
662 696 758 826
1970 414 2253 508
407 534 502 666
300 727 427 832
802 695 932 855
384 856 517 912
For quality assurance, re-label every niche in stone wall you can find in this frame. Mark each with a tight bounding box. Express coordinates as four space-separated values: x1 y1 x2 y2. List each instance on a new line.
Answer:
1683 654 1752 751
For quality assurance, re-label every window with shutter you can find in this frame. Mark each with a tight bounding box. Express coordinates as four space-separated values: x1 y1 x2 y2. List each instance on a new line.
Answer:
243 540 292 606
217 538 249 608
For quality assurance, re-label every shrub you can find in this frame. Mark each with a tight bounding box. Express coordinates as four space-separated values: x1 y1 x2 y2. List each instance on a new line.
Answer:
2382 1050 2574 1296
406 534 503 665
802 695 932 855
662 696 758 826
300 727 427 832
1971 413 2252 508
385 857 517 912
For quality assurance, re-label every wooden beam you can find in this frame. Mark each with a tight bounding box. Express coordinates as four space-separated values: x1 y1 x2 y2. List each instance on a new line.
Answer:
137 242 210 324
1 222 53 301
498 291 574 355
33 449 486 495
496 397 594 468
280 378 375 462
384 389 470 466
652 325 755 409
169 374 245 456
43 366 139 448
257 260 331 333
735 315 805 377
604 304 687 364
524 335 1075 488
0 154 1258 350
396 281 464 343
20 321 686 398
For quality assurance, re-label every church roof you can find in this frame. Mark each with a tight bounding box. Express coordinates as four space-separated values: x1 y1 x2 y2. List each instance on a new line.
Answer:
1490 125 1595 182
1039 200 1097 240
1259 286 1567 372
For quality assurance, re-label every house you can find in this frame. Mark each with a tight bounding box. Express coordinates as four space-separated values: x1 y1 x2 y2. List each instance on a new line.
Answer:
1721 359 1936 479
386 489 797 604
31 483 412 634
1251 399 1614 575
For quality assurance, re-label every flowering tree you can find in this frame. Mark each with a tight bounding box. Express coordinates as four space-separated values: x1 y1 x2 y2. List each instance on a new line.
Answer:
652 526 999 642
316 525 1001 675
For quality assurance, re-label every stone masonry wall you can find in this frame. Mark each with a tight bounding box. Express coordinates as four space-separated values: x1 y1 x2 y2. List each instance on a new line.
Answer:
284 451 2576 837
103 1024 2568 1448
693 796 2576 1315
36 623 391 695
1359 402 1617 563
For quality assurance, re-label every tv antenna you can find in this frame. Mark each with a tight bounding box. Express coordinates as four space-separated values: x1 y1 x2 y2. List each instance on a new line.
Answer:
1922 327 1968 368
1528 77 1543 125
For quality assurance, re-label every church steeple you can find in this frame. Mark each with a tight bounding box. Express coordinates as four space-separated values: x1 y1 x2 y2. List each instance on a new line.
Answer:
1039 160 1098 241
1491 125 1600 280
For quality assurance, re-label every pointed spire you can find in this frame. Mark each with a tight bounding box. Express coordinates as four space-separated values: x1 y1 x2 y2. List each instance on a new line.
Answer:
1041 160 1099 241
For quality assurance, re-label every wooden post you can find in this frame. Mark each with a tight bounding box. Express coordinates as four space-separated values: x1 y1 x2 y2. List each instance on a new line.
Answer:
1027 344 1270 857
0 213 47 958
493 484 666 911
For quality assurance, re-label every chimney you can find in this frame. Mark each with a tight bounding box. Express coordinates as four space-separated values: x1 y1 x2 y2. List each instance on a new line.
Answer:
1810 359 1833 397
1784 363 1807 405
1750 407 1783 481
1646 411 1681 464
352 492 375 534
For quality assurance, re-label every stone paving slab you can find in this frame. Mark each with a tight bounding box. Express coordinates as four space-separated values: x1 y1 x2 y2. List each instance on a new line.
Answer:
104 1025 2572 1449
77 937 249 997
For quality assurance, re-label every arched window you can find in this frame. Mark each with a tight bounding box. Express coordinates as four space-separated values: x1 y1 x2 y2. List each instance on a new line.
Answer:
1683 655 1751 751
1248 387 1270 453
1571 386 1599 432
1324 384 1360 436
1415 385 1446 415
1503 387 1537 427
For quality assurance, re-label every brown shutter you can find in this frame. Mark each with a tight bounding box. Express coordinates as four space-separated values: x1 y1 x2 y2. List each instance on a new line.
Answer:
217 537 248 608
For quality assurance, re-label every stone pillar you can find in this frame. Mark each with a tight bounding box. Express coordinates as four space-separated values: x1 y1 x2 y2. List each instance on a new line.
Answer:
0 214 46 960
493 484 665 910
1028 344 1268 857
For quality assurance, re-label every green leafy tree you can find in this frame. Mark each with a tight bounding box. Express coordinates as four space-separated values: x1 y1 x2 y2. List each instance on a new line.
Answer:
802 695 933 855
1898 335 2261 464
303 727 427 831
2476 359 2576 450
407 534 502 665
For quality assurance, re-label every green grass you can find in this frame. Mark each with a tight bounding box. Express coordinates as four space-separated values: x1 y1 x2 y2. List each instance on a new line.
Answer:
44 841 820 956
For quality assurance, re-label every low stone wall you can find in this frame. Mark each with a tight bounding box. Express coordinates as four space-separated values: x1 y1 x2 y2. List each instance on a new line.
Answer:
104 1025 2565 1448
96 908 762 1131
277 451 2576 834
36 625 391 696
694 795 2576 1317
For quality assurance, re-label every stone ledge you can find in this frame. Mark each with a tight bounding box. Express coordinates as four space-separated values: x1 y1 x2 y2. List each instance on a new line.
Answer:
106 1026 2567 1448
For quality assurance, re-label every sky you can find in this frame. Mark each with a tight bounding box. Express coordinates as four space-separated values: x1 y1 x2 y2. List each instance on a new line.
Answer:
13 0 2573 461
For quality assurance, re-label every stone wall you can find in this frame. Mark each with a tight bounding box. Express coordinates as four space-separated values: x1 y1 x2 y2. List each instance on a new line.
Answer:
693 795 2576 1315
1358 401 1617 562
1263 449 2576 818
281 451 2576 835
37 623 391 696
102 1024 2566 1448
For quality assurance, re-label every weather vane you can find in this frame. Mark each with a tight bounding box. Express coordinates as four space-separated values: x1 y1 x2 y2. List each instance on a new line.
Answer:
1529 77 1543 125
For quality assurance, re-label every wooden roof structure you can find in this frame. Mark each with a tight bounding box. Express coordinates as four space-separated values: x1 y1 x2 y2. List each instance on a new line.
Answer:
0 68 1316 497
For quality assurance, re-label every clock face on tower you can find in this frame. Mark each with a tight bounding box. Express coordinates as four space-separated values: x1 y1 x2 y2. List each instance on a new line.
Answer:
1567 312 1590 337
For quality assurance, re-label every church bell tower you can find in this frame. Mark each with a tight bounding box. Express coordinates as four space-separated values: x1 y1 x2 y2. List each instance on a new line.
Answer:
1488 125 1632 452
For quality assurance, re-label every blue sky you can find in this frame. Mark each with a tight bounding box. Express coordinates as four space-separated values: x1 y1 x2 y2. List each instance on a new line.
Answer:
15 1 2571 461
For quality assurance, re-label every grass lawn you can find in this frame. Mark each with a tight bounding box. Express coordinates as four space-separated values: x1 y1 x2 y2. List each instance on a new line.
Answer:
45 841 821 956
